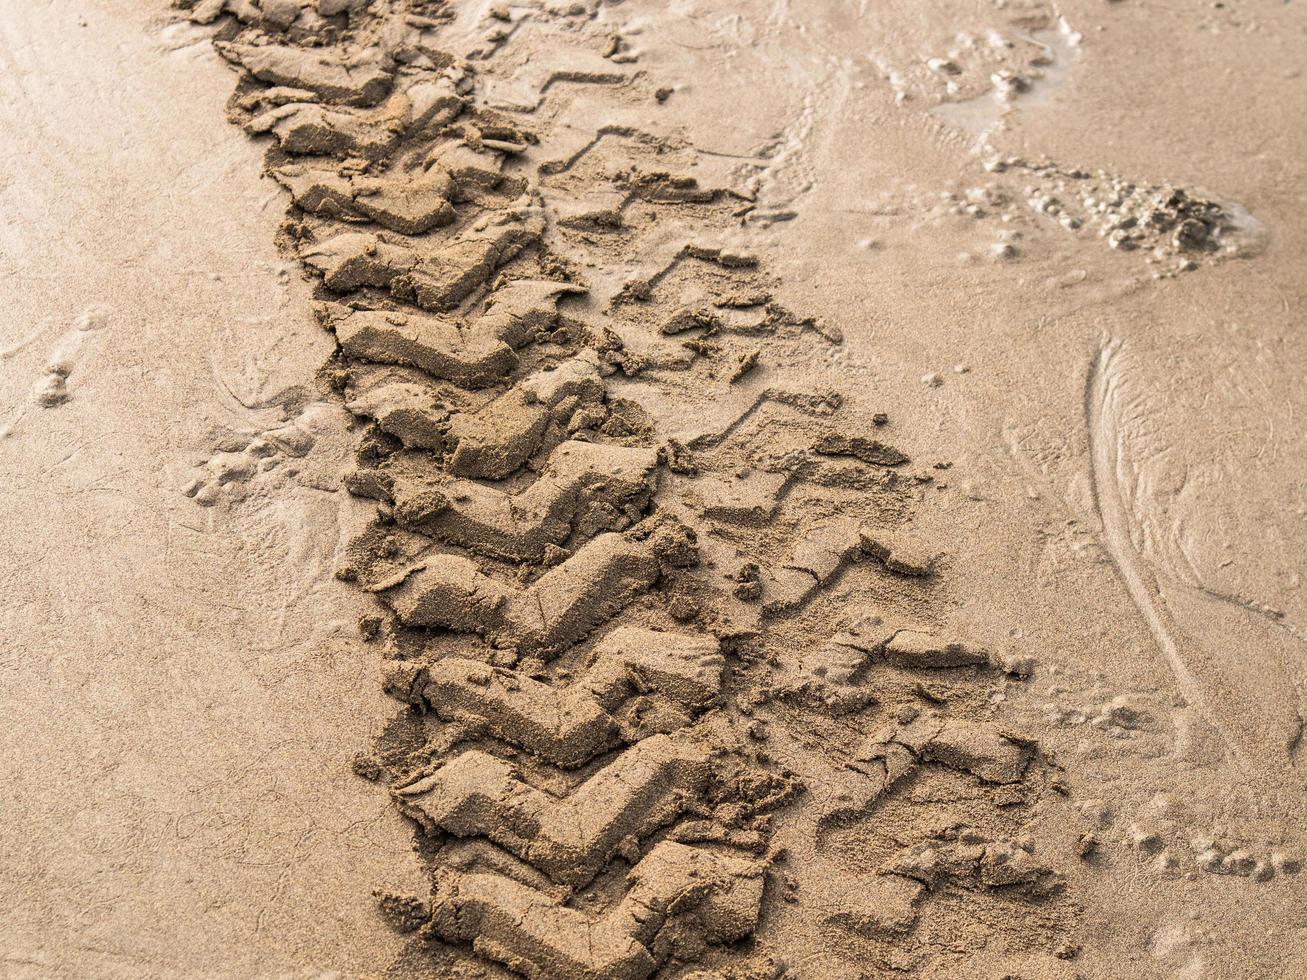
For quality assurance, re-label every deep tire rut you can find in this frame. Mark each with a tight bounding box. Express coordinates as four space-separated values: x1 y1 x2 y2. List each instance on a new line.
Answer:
177 2 1076 975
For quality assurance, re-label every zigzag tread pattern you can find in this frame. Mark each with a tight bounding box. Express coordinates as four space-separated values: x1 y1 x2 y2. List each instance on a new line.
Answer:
181 0 1073 975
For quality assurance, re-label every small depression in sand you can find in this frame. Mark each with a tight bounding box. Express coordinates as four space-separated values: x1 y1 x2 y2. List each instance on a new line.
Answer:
929 23 1081 143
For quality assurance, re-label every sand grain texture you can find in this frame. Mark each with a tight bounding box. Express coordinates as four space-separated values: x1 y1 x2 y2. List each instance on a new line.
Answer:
6 0 1307 977
0 3 421 977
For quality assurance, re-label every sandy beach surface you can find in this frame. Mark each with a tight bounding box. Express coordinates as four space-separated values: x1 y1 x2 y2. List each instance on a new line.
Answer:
2 1 1305 977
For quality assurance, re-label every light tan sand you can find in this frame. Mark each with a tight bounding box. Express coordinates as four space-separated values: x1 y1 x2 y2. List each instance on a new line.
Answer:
0 3 421 976
3 0 1306 977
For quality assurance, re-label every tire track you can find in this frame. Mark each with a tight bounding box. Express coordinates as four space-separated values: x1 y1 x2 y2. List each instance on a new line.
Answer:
177 1 1076 974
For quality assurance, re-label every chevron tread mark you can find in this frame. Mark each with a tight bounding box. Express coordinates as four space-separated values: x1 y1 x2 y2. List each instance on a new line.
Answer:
180 1 1077 975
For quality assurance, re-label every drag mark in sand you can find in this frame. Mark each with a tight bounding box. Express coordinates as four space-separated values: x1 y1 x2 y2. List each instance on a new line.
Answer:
1086 339 1306 786
1086 340 1205 706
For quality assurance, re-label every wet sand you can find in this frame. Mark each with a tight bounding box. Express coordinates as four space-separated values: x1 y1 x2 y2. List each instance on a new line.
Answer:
3 0 1305 977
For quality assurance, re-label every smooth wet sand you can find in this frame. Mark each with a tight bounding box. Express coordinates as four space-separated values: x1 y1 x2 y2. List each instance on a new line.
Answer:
0 3 420 975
